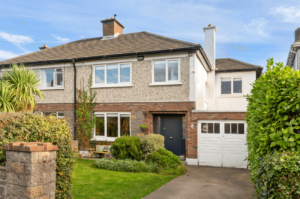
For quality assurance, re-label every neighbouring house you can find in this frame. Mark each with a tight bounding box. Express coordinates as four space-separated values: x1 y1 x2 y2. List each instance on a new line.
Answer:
0 16 262 168
287 28 300 70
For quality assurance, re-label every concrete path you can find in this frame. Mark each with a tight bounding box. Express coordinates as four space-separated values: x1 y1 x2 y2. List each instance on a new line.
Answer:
144 165 254 199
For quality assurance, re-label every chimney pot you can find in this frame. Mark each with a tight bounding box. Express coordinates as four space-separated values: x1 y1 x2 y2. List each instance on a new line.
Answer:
208 24 212 27
114 14 117 19
39 44 48 50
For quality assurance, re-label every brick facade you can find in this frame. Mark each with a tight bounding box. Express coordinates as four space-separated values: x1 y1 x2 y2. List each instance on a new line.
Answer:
102 20 123 36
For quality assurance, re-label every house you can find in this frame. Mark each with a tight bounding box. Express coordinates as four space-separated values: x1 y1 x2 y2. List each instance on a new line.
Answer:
287 28 300 70
0 16 262 168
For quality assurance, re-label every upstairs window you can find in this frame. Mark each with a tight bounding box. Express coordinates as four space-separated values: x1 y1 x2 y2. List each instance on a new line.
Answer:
221 77 242 94
153 60 180 83
94 63 131 86
35 68 63 88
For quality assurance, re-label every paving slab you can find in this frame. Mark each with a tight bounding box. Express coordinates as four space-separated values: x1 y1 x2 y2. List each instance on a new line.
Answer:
144 165 254 199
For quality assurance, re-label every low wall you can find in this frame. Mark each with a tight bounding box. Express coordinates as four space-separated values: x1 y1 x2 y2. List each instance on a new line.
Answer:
0 166 6 199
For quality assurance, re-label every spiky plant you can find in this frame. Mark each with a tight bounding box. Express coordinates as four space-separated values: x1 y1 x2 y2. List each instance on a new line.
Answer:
0 81 15 112
1 63 43 111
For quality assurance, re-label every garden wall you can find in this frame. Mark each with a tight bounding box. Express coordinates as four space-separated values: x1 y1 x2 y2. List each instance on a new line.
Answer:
0 166 6 199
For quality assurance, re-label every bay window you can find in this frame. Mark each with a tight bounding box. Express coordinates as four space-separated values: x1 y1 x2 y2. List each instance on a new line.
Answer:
35 68 63 89
95 112 130 140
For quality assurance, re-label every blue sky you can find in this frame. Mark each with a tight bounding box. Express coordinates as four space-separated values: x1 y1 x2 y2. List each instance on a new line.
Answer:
0 0 300 71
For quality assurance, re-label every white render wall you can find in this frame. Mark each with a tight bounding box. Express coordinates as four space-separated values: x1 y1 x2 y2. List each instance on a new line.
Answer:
194 54 208 110
214 71 256 110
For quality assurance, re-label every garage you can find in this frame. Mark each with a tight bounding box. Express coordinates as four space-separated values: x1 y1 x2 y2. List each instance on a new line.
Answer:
198 120 248 168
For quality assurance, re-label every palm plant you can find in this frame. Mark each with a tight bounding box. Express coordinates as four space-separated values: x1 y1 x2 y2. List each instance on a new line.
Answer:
1 63 43 111
0 81 15 112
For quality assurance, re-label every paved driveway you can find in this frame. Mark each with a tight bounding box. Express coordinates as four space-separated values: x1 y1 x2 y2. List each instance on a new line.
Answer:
144 165 254 199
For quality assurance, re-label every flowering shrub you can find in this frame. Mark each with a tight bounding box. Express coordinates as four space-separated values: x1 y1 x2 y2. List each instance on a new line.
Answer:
0 112 73 199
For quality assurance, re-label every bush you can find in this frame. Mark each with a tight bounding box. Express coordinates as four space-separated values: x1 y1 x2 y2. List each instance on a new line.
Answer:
253 151 300 199
110 136 143 161
0 112 73 199
246 59 300 198
146 148 186 175
141 134 164 154
94 158 158 173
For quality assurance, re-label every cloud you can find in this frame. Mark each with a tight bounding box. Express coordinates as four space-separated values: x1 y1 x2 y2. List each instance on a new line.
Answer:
51 35 70 43
270 6 300 23
0 31 33 53
0 49 19 60
243 18 269 37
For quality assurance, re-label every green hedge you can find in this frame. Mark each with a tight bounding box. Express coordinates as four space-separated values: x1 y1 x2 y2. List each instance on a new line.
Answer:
253 151 300 198
110 136 143 161
0 112 73 199
246 59 300 198
94 158 158 173
141 134 164 154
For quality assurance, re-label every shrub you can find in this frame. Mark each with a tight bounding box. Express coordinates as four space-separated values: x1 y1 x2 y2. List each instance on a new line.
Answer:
253 151 300 199
94 158 158 173
146 148 186 175
246 58 300 198
141 134 165 154
110 136 143 161
0 112 73 199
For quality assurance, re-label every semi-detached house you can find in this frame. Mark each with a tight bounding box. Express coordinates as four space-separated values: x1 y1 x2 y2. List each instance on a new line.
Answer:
0 16 262 168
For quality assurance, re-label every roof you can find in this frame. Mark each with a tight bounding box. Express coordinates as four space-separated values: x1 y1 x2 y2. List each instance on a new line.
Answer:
216 58 263 77
0 31 202 66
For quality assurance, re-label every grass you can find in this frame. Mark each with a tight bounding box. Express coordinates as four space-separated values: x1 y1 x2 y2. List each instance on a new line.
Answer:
71 159 180 199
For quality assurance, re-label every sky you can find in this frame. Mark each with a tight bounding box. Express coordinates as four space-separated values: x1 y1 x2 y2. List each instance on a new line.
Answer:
0 0 300 71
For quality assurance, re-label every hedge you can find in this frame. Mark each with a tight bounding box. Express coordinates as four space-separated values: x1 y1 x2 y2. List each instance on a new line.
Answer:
246 58 300 198
0 112 73 199
141 134 164 154
110 136 143 161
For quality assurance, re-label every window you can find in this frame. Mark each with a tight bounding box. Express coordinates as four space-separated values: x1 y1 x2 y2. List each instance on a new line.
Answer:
94 63 131 86
153 59 180 83
201 123 220 134
221 77 242 94
224 123 244 134
95 112 130 140
35 68 63 88
35 112 65 119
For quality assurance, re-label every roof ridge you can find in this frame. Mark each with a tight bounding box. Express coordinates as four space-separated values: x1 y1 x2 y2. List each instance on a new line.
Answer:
141 31 200 47
217 58 261 68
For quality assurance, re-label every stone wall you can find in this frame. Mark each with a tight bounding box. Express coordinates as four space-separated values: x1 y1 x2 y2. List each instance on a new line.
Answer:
0 166 6 199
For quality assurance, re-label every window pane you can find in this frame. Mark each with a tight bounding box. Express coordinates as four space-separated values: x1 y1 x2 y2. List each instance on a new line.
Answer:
208 123 213 133
107 114 118 137
95 66 105 84
168 60 178 81
40 69 55 87
44 112 56 117
233 78 242 93
231 123 237 134
238 123 244 134
120 64 130 83
56 72 63 86
57 113 64 117
225 123 230 134
221 78 231 94
214 123 220 134
201 123 207 133
154 60 166 82
96 116 105 136
107 64 118 84
153 116 161 134
182 116 186 139
120 114 130 136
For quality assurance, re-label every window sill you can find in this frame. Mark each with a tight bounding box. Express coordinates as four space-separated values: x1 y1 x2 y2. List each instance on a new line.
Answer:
91 84 133 88
38 87 64 91
93 137 117 142
149 82 183 86
218 94 245 98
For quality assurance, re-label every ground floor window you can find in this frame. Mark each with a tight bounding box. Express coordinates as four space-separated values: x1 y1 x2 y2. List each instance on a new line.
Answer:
35 111 64 119
94 112 130 140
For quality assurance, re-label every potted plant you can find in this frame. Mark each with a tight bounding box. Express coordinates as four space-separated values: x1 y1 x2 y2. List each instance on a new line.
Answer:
139 124 148 132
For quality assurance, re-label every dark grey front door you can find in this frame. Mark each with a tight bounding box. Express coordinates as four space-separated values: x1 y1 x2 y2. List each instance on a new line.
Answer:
153 115 184 156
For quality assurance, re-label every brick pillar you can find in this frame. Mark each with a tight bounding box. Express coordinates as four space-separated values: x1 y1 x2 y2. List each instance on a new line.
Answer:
3 142 58 199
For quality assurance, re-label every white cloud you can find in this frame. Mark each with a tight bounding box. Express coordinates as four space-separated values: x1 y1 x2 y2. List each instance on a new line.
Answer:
51 35 70 43
0 31 33 43
243 18 269 37
0 49 18 60
270 6 300 23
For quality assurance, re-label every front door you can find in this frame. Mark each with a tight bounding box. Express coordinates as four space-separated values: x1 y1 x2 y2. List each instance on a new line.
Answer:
153 115 184 156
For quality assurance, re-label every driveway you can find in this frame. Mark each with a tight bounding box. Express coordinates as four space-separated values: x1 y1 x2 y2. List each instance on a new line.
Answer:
144 165 254 199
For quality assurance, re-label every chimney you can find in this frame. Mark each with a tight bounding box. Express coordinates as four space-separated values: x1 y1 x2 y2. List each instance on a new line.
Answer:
101 15 124 38
203 24 217 68
39 44 48 50
295 28 300 42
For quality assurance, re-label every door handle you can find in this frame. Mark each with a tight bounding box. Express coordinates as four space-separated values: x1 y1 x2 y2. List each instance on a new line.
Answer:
170 137 172 139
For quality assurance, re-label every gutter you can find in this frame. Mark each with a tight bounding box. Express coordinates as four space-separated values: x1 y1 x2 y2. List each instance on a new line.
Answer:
72 59 77 139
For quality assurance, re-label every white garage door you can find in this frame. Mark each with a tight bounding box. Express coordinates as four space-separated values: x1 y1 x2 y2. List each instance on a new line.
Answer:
198 120 247 169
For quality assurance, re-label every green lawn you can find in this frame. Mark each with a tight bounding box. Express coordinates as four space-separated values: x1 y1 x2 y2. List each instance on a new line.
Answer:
71 159 180 199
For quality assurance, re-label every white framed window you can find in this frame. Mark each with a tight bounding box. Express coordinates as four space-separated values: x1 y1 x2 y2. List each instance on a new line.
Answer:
94 112 131 141
150 59 182 86
92 63 132 88
35 112 65 119
224 123 245 134
221 77 243 95
201 123 220 134
35 68 63 89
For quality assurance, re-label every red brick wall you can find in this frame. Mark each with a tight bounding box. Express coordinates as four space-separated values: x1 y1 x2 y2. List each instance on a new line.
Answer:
34 103 73 111
102 20 123 36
